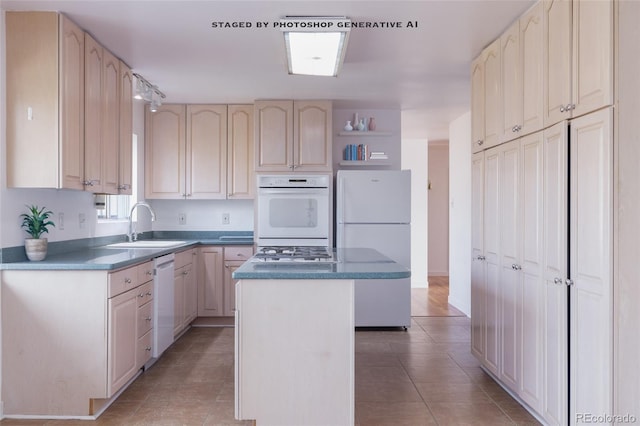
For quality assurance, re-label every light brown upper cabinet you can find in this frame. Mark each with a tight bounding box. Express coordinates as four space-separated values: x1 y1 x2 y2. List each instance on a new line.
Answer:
471 56 485 154
84 35 121 194
471 40 501 153
255 100 332 172
145 104 253 199
118 61 134 195
6 12 85 190
543 0 613 127
227 105 255 199
499 1 544 144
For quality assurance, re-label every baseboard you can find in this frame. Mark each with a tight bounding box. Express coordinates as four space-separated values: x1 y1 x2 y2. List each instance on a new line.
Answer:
448 295 470 317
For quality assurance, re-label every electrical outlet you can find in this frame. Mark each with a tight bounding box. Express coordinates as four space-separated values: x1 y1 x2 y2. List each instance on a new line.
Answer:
178 213 187 225
58 212 65 230
222 213 230 225
79 213 86 229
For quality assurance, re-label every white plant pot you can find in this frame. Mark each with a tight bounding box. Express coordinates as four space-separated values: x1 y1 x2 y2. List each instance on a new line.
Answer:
25 238 48 261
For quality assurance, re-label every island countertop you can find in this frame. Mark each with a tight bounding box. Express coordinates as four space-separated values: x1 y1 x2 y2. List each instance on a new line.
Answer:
232 247 410 280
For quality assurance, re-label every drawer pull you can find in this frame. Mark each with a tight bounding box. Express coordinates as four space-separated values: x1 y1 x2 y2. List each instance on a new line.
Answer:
125 278 132 284
145 346 152 352
146 316 152 322
138 293 145 298
146 291 153 296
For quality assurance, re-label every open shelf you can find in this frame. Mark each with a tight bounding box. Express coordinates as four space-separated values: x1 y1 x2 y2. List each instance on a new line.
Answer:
339 161 391 167
338 131 392 137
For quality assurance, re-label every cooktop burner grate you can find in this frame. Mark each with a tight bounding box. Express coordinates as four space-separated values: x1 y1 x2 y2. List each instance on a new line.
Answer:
253 246 334 262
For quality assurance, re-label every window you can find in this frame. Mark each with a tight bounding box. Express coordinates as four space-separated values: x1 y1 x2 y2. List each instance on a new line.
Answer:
96 134 138 220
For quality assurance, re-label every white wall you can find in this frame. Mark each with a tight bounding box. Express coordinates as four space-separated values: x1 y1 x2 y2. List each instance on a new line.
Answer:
401 138 428 288
149 199 254 231
428 143 449 276
447 112 471 316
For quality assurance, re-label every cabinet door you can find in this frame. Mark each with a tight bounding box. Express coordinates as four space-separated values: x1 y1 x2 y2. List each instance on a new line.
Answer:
483 39 501 149
183 263 197 325
101 48 120 195
174 266 186 336
224 261 243 316
107 287 138 397
543 0 572 127
293 100 332 172
145 104 186 199
84 33 103 192
118 61 133 195
470 152 485 359
571 0 613 117
483 147 501 375
228 105 255 199
519 131 544 412
498 140 520 391
520 2 544 135
254 100 293 172
198 247 224 316
542 120 568 425
569 108 612 421
59 14 85 190
186 105 227 199
471 56 485 153
500 21 521 144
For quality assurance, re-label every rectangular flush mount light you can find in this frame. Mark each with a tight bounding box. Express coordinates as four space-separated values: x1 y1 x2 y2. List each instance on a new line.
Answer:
279 16 351 77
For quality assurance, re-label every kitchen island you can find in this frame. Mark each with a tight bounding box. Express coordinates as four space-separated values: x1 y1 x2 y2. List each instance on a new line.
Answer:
232 248 410 426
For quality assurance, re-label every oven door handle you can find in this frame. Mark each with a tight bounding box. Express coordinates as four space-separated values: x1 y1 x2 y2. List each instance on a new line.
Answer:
258 188 328 195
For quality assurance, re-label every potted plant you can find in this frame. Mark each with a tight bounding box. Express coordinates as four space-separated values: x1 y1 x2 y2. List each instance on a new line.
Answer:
20 205 55 261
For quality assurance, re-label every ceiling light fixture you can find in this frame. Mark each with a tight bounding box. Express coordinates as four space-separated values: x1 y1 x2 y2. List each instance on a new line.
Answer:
132 73 166 111
279 16 351 77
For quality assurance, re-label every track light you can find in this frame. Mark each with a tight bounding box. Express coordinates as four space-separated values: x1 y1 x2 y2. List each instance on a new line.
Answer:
132 73 165 111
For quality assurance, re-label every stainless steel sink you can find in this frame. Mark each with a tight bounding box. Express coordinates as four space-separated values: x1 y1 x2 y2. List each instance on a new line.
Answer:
105 240 187 249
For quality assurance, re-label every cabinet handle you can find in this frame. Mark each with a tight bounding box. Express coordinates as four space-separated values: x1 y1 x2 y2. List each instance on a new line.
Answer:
512 126 517 132
117 184 130 191
476 255 486 261
146 291 152 296
146 270 153 275
225 264 230 268
146 316 152 322
511 264 522 271
476 140 484 146
182 270 188 275
145 346 152 352
566 103 575 111
560 106 566 113
553 277 563 285
138 293 145 298
565 278 575 286
125 278 132 284
82 179 98 187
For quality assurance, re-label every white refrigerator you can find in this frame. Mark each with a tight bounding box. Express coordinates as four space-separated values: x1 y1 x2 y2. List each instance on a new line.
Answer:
336 170 411 328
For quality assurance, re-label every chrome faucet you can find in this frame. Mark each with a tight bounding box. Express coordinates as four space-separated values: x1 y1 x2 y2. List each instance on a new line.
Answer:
128 201 157 242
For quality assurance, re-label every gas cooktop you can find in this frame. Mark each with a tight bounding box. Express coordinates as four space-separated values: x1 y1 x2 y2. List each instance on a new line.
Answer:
253 246 335 263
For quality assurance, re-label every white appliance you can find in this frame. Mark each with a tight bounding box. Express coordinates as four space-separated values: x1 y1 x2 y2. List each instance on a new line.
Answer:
336 170 411 328
152 253 175 358
256 174 331 247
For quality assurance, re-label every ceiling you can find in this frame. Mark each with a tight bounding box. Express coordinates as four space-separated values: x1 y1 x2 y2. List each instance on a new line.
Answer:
1 0 535 141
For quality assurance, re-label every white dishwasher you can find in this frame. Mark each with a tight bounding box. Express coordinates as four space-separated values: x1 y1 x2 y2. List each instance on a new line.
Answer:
153 253 175 358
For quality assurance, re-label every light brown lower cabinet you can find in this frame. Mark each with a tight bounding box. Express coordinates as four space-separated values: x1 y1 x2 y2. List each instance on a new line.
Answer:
198 245 253 317
1 260 154 417
174 248 198 336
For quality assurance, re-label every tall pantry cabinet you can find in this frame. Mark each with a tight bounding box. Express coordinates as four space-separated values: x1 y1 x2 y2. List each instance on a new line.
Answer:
470 0 613 424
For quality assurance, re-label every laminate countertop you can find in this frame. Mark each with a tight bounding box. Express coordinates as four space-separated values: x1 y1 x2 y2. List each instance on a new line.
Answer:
232 248 410 280
0 233 254 271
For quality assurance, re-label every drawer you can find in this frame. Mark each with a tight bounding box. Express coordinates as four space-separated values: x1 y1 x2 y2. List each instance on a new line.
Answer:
138 301 153 337
137 261 154 284
175 248 196 269
137 329 153 368
108 266 138 298
224 246 253 261
136 281 153 307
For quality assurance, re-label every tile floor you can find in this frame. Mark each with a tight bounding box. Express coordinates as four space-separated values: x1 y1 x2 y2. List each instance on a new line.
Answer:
0 278 540 425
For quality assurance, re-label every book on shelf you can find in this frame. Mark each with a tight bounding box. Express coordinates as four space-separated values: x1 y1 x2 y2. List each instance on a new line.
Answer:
369 151 388 160
344 144 370 161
